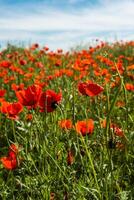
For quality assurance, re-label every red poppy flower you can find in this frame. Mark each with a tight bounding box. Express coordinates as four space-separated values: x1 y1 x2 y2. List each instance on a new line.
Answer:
85 83 104 96
0 144 19 170
1 156 17 170
57 49 63 54
78 81 104 97
9 144 19 154
127 64 134 71
58 119 72 130
39 90 62 113
11 83 24 91
16 85 42 109
75 119 94 136
101 119 124 137
116 142 125 150
78 82 88 96
36 61 44 68
19 59 27 66
1 101 23 120
30 43 39 50
26 113 33 121
0 89 6 98
116 100 125 107
0 60 11 68
110 124 124 137
43 46 49 51
125 83 134 91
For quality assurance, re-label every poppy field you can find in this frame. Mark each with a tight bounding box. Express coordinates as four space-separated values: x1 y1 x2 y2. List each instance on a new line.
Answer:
0 41 134 200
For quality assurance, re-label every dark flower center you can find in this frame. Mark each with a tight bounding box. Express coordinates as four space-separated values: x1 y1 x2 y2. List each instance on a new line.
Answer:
51 101 58 109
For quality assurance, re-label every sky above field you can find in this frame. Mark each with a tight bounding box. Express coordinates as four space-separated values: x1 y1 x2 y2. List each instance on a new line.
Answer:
0 0 134 50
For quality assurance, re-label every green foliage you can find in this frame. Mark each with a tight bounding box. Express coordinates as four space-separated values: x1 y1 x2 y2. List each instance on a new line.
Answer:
0 41 134 199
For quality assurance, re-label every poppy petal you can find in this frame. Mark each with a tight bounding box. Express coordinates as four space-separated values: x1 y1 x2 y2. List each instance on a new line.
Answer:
85 83 104 96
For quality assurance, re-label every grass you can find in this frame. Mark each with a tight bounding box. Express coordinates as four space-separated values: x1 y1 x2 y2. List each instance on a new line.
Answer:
0 41 134 200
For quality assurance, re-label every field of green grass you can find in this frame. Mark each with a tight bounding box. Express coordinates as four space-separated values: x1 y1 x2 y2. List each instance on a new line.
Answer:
0 41 134 200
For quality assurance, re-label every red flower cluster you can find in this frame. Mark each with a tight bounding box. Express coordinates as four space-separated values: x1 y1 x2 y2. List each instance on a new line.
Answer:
0 144 19 170
16 85 62 113
0 101 23 120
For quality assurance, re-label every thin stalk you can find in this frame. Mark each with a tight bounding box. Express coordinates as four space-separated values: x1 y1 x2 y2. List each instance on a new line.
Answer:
72 82 76 124
114 63 129 141
12 120 17 143
80 136 102 200
43 146 69 184
105 84 122 142
105 83 121 200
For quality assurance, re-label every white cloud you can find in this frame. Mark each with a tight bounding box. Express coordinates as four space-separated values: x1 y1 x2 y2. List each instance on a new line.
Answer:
0 0 134 50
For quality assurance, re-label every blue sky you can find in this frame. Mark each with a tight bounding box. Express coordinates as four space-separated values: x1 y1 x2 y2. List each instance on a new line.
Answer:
0 0 134 50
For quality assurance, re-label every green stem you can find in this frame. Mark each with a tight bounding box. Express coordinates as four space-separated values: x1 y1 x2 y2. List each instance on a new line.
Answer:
105 84 122 142
12 120 17 143
80 136 102 200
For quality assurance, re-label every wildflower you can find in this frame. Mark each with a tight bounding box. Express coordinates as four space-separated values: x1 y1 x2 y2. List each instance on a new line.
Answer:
0 144 19 170
0 60 11 68
110 124 124 137
30 43 39 50
75 119 94 136
1 101 23 120
39 89 62 113
57 48 63 54
78 81 104 97
125 83 134 91
19 59 27 66
11 83 24 91
1 156 17 170
16 85 42 109
85 82 104 96
116 100 125 107
78 82 88 96
9 144 19 154
36 61 44 68
55 59 62 67
116 142 125 150
0 89 6 98
127 64 134 70
101 119 124 137
58 119 72 130
43 46 49 51
26 113 33 121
